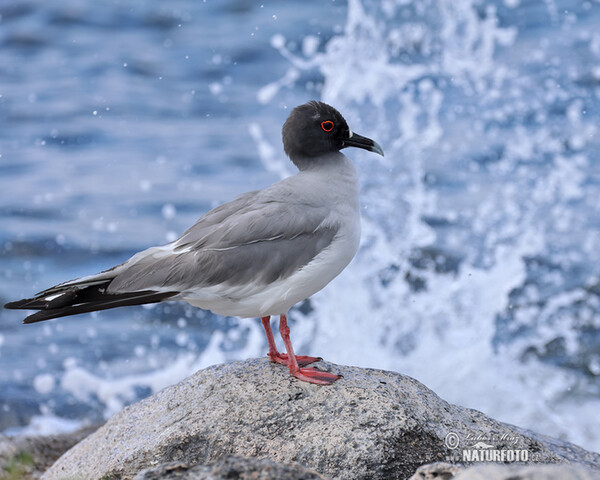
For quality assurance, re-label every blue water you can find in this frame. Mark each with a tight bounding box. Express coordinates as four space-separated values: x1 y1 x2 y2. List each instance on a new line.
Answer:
1 0 600 453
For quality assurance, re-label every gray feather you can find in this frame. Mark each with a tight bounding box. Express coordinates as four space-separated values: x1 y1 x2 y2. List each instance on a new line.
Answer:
107 191 338 292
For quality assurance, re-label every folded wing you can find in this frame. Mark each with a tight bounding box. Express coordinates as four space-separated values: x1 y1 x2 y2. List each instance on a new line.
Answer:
5 189 338 323
107 191 338 292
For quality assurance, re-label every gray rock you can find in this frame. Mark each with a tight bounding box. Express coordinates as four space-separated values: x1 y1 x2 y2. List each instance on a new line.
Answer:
42 359 600 480
408 462 462 480
452 463 600 480
133 455 327 480
0 425 100 479
409 462 600 480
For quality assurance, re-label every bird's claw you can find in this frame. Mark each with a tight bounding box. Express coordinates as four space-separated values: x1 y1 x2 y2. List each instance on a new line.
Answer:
290 367 342 385
268 352 322 368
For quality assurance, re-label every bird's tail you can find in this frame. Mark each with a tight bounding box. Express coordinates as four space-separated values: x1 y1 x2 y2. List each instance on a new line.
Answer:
4 272 178 324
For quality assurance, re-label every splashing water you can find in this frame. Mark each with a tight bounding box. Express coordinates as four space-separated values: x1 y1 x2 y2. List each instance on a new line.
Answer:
257 0 600 451
2 0 599 454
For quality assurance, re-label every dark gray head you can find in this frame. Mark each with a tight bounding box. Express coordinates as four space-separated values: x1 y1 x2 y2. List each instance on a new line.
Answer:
282 101 384 170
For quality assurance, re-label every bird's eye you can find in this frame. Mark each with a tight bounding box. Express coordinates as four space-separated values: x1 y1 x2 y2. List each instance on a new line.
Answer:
321 120 335 132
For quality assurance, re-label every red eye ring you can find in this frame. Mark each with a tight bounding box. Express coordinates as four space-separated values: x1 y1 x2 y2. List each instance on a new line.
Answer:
321 120 335 132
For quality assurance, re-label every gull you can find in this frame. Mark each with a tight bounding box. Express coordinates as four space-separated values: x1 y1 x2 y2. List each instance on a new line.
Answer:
4 101 384 385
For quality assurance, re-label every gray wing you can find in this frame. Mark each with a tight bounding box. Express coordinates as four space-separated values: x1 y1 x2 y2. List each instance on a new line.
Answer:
107 191 338 292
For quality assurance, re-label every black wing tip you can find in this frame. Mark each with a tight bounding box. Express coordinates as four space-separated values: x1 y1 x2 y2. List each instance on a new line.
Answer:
4 299 32 310
3 297 54 323
23 311 54 324
4 299 44 323
17 290 180 324
23 314 41 324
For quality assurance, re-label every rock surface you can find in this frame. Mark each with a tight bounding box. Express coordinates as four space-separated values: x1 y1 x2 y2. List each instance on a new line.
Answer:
408 462 463 479
0 425 100 479
42 359 600 480
133 456 327 480
409 462 600 480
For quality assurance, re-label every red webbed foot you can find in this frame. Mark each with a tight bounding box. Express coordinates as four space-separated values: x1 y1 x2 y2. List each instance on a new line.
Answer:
289 367 342 385
268 352 322 368
262 314 340 385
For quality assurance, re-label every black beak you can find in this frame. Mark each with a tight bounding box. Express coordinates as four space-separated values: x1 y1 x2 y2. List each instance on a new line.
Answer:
342 132 384 157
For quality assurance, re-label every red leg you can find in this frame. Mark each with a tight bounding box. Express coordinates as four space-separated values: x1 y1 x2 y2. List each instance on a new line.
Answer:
260 316 320 368
278 314 341 385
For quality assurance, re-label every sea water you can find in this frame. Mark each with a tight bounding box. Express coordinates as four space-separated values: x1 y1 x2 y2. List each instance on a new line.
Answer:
1 0 599 453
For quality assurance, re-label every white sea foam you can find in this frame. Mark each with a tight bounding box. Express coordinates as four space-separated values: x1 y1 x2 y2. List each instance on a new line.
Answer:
57 318 264 419
33 373 55 395
5 413 82 437
251 0 600 452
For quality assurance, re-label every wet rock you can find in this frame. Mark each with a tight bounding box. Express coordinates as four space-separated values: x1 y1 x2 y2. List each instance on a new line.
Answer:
42 359 600 480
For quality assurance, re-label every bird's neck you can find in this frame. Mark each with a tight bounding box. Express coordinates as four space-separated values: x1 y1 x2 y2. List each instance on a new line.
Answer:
291 151 350 172
291 152 359 207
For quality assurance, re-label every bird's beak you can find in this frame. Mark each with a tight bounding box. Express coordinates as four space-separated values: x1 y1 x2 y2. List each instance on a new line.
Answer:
342 131 384 157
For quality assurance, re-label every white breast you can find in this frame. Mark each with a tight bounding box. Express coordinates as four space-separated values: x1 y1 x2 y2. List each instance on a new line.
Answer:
183 154 361 318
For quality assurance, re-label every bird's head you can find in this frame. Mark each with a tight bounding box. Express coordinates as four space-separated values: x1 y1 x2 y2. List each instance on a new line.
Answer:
282 101 384 169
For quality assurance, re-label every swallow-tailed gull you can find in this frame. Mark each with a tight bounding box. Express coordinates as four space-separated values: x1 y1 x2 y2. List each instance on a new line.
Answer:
5 101 384 385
